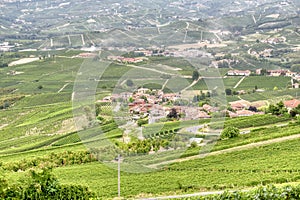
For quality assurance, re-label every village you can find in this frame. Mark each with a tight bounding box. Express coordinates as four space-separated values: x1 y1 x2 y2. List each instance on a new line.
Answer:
99 86 300 126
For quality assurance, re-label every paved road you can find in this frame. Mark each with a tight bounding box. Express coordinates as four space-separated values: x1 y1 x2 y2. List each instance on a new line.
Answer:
233 76 245 89
57 83 70 93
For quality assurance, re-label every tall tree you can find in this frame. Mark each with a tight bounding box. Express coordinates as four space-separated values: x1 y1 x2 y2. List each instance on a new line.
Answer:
192 70 199 81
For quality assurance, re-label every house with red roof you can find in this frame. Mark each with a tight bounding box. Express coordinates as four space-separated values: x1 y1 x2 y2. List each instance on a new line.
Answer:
284 99 300 109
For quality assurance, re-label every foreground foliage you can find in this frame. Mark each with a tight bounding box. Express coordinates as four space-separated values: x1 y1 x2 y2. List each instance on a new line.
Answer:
0 168 94 200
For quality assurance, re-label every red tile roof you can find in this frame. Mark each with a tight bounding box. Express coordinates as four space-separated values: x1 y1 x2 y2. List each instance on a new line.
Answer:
284 99 300 109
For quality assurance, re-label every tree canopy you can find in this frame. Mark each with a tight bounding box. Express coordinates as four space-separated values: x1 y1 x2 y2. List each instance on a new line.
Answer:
221 126 240 139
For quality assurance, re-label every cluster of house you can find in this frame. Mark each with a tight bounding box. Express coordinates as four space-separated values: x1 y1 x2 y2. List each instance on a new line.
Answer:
262 37 286 45
227 68 300 81
100 88 215 123
258 69 300 84
134 48 212 58
106 49 210 63
0 42 16 52
76 52 98 58
107 56 144 63
229 100 264 117
229 98 300 117
250 48 273 58
210 58 238 68
256 69 298 77
100 86 300 125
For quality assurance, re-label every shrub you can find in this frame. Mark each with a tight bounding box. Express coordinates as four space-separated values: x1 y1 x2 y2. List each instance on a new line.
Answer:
221 126 240 139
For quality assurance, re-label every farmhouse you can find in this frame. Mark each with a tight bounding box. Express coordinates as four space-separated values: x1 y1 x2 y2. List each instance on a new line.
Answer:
230 100 250 111
267 69 288 77
236 110 255 117
0 42 14 52
202 104 219 113
227 70 251 76
293 83 299 89
284 99 300 109
286 71 297 77
137 88 149 94
163 93 181 101
77 53 97 58
107 56 143 63
256 68 262 75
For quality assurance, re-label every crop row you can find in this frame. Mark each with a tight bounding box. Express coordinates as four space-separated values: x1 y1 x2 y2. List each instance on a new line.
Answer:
180 184 300 200
2 150 96 172
210 114 290 129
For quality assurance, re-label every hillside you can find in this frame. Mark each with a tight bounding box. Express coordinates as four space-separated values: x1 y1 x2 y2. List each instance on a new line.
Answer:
0 0 300 199
1 49 300 198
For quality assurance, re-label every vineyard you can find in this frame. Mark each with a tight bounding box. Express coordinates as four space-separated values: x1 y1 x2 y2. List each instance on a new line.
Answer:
3 119 299 198
236 76 290 90
179 185 300 199
1 45 300 199
211 114 291 129
47 138 300 198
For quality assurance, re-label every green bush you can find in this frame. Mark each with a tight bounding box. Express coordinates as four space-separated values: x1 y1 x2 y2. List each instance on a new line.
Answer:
221 126 240 139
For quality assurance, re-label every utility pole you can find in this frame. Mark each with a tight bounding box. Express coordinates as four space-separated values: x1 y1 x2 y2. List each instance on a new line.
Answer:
118 154 121 198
